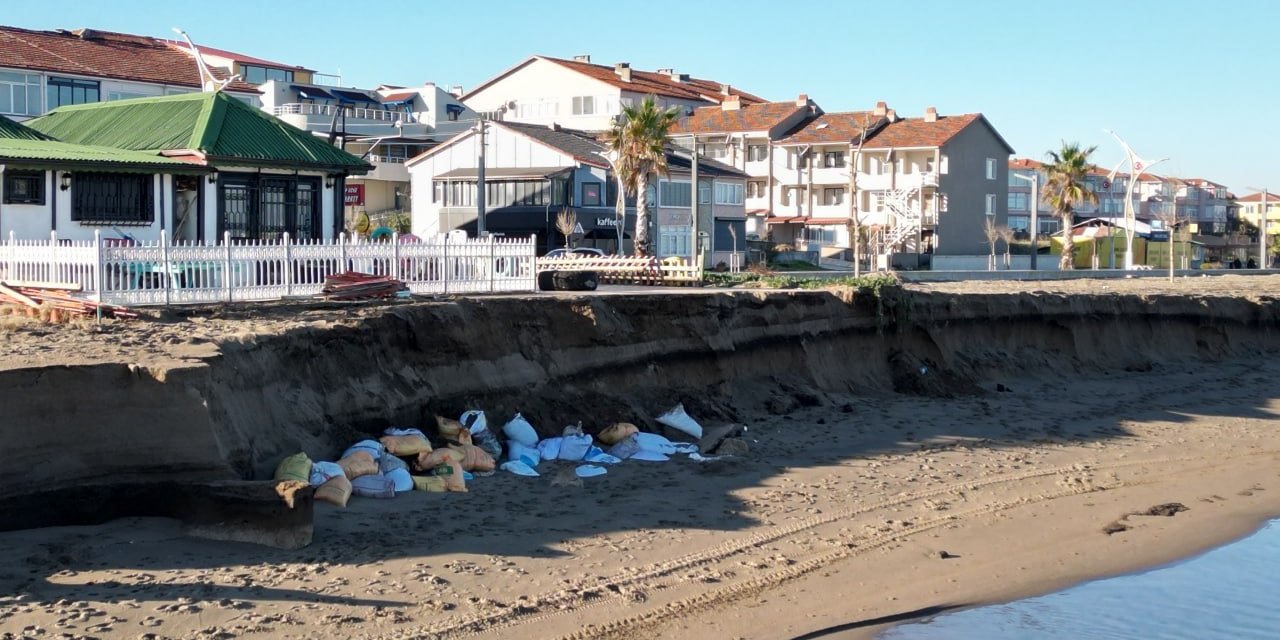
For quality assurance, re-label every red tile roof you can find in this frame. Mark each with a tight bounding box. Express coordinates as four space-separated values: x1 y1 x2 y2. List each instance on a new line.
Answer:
861 113 985 149
0 26 259 94
778 111 888 145
671 100 812 134
1236 192 1278 203
1009 158 1043 170
184 43 310 72
380 90 419 102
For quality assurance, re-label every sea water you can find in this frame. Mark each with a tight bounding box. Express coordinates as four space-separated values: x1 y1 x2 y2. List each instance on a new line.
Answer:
879 519 1280 640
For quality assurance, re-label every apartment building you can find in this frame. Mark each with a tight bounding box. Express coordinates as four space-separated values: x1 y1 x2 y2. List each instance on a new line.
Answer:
675 99 1013 263
0 26 263 121
259 80 478 221
1235 191 1280 236
460 55 764 132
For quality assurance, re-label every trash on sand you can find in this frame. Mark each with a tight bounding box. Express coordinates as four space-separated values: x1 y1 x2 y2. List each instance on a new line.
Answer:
273 452 313 483
583 446 622 464
656 403 703 439
500 460 540 477
537 437 563 460
562 421 585 437
688 453 722 463
338 450 379 480
351 474 397 498
634 432 698 455
575 465 608 478
629 449 671 462
308 461 345 487
558 433 594 461
503 413 539 447
507 441 542 468
318 271 407 300
315 475 353 507
380 428 432 456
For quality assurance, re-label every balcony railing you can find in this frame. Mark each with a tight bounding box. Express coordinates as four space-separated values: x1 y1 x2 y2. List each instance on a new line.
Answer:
368 155 407 164
272 103 413 123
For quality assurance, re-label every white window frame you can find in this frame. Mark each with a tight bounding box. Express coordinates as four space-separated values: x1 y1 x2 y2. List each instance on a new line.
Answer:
823 187 844 206
986 158 997 180
985 193 997 215
0 70 43 116
714 182 744 205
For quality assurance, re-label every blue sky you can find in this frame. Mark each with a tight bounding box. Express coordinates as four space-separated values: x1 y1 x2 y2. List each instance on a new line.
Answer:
8 0 1278 192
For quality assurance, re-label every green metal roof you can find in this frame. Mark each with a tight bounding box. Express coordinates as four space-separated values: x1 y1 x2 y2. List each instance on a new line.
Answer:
0 115 52 141
0 137 206 173
25 92 371 173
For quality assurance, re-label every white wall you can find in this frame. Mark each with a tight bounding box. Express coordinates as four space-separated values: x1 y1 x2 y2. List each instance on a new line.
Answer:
462 58 623 131
1 171 173 242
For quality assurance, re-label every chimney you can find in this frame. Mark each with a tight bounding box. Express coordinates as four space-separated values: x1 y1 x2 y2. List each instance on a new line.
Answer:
721 95 741 111
73 28 102 40
674 73 690 83
885 108 897 121
720 83 732 96
924 106 938 123
573 54 591 63
449 85 464 97
795 93 809 107
873 101 887 117
657 68 673 75
614 62 632 82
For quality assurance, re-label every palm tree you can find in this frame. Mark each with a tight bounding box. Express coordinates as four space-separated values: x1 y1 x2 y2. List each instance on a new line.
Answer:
1041 142 1099 269
603 96 680 256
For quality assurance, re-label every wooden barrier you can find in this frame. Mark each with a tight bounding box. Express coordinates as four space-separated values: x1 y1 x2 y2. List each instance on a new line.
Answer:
536 255 703 287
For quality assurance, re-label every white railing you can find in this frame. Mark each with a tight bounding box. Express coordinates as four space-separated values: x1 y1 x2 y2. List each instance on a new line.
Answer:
272 103 413 123
368 155 407 164
0 231 536 307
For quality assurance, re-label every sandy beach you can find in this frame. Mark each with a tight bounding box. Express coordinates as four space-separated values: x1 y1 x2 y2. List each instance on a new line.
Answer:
2 277 1279 640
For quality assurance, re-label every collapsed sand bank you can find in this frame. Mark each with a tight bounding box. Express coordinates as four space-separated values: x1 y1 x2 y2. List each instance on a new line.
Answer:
0 277 1278 638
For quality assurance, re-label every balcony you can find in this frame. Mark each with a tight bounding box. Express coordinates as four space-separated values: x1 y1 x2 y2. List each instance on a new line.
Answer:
366 155 409 182
272 103 414 123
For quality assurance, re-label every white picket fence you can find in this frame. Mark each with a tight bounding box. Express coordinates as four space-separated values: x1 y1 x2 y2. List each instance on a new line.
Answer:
0 231 537 307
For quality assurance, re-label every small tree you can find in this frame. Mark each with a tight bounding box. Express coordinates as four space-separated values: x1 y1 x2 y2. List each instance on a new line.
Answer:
997 225 1016 269
1151 201 1188 281
555 208 578 249
983 217 999 271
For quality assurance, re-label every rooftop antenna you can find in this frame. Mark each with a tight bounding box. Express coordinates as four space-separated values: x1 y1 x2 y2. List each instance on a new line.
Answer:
172 27 240 92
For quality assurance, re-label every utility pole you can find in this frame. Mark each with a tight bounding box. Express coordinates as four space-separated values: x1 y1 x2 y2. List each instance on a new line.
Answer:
1262 189 1270 269
476 117 487 236
689 136 699 265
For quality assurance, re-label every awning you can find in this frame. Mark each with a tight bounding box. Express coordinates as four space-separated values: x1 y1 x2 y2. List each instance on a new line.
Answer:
380 90 417 104
435 166 572 180
355 135 438 145
446 104 465 114
291 85 335 100
746 209 770 216
804 217 849 225
332 89 377 103
765 216 805 225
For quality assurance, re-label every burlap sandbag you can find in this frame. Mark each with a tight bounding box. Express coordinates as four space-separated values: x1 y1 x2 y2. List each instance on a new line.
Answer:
416 447 464 471
436 415 465 440
596 422 639 446
338 450 378 480
412 475 448 492
315 475 352 507
380 433 431 456
273 452 313 483
450 444 496 472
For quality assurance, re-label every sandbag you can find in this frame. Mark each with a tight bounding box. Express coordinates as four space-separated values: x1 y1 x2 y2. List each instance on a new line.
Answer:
452 444 497 472
315 475 352 507
436 415 465 440
656 403 703 439
338 450 378 480
273 452 313 483
506 441 541 468
308 461 345 487
422 459 467 492
386 468 413 492
537 437 563 461
380 428 432 456
412 475 448 492
558 434 594 461
417 447 464 471
351 474 397 499
596 422 639 446
503 413 539 447
342 439 384 461
466 411 503 460
607 434 641 460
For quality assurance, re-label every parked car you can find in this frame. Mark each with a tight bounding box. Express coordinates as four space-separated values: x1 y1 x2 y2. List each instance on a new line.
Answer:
543 247 606 259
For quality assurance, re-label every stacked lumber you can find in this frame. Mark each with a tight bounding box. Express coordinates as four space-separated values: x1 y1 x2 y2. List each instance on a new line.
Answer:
0 280 137 320
318 271 408 300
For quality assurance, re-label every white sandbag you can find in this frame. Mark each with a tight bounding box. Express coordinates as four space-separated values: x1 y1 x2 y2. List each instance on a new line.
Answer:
656 403 703 439
558 434 594 461
607 435 641 460
500 460 540 477
575 464 607 478
308 461 345 487
537 437 563 460
342 439 384 462
635 431 696 454
583 446 622 464
507 441 541 468
502 413 539 447
384 427 426 438
461 410 487 435
385 467 414 492
630 449 671 462
351 473 397 498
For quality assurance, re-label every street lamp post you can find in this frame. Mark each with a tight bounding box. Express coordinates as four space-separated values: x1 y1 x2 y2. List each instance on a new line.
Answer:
1246 186 1270 269
1011 171 1039 270
1105 130 1167 270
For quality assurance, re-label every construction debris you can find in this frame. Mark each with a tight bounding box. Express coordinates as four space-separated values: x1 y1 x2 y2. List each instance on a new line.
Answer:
0 280 136 320
318 271 409 301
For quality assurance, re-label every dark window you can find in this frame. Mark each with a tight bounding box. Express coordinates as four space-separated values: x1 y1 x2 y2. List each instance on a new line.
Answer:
824 151 846 168
240 65 293 85
71 173 153 225
606 180 618 206
218 174 321 240
747 145 768 162
3 170 45 205
551 178 566 206
582 182 602 206
47 77 100 109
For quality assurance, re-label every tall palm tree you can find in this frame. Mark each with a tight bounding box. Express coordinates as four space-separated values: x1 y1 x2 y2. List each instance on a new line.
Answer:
1041 142 1098 270
603 95 680 256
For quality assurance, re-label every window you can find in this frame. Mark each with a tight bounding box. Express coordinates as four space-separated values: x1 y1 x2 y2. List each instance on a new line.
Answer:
985 194 997 215
940 155 949 175
219 174 320 240
432 181 442 203
986 158 997 180
46 77 99 109
3 170 45 205
1008 215 1030 232
823 151 846 168
804 225 839 246
697 181 711 205
0 71 42 115
924 156 935 173
240 65 293 85
873 192 885 211
1007 192 1028 211
823 188 845 206
659 180 691 207
108 91 155 101
714 182 744 205
571 96 596 115
658 225 691 257
72 173 154 225
939 194 949 213
704 144 729 159
781 186 805 207
747 144 768 162
551 178 568 206
747 181 765 199
581 182 602 206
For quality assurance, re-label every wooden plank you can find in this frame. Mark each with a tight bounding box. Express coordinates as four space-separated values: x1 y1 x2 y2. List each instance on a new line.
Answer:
0 279 83 292
0 282 41 308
